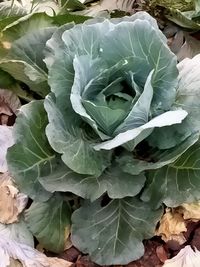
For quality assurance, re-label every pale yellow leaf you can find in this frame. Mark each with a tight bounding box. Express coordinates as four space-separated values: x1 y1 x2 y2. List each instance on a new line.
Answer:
156 208 187 244
9 258 22 267
47 258 73 267
178 201 200 221
0 173 28 224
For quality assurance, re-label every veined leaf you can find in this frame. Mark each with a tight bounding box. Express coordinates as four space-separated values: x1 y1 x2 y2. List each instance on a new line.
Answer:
25 194 71 253
7 101 54 201
39 160 146 201
118 132 199 175
72 198 162 265
142 139 200 208
94 110 188 150
0 27 56 97
44 93 112 177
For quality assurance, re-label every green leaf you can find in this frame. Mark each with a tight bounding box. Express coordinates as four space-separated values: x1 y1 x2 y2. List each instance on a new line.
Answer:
147 53 200 150
149 0 194 11
115 70 154 134
165 8 200 30
53 13 91 25
46 12 159 109
44 22 75 68
0 16 22 32
44 94 112 176
0 27 56 96
83 99 128 136
94 110 188 150
0 60 49 97
100 19 178 114
25 194 71 253
118 132 199 175
7 100 54 201
142 139 200 208
0 219 34 247
39 160 146 201
70 55 110 139
0 68 15 87
71 198 162 265
1 13 54 44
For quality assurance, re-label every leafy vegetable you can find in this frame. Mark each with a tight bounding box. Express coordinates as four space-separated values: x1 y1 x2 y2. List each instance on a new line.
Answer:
6 10 200 266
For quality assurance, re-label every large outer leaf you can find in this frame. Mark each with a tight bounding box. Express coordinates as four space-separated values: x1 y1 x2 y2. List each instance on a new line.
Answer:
44 94 112 176
176 54 200 131
7 101 53 201
142 139 200 208
0 13 54 58
44 22 75 68
71 198 162 265
151 54 200 149
1 13 54 40
39 160 145 201
25 194 71 253
0 27 56 97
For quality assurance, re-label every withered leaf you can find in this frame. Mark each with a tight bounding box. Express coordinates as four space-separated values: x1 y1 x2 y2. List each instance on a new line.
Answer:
178 201 200 221
0 235 73 267
163 245 200 267
0 89 21 126
0 173 28 224
156 208 187 245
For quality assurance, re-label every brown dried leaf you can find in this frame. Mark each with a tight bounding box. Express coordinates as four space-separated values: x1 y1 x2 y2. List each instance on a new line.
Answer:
0 89 21 126
9 258 22 267
177 34 200 62
80 0 136 16
156 208 187 245
64 228 72 250
163 245 200 267
156 246 168 263
0 173 28 224
47 257 73 267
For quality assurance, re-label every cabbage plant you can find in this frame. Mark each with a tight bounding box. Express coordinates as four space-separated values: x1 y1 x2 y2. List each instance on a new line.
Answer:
6 11 200 265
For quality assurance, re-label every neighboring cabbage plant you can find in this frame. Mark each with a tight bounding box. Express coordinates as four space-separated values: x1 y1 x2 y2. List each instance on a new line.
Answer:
6 11 200 265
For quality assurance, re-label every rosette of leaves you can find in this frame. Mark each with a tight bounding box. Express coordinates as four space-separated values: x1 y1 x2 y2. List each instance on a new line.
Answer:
7 11 200 265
